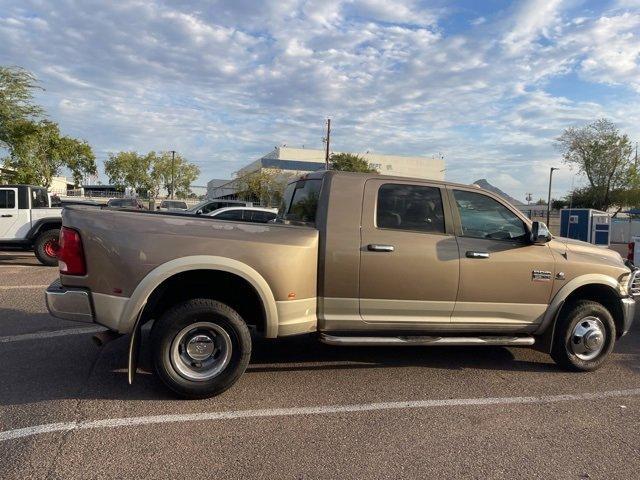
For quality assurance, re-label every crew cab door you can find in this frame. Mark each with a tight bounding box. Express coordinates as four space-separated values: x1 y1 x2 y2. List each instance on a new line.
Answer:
359 179 459 324
0 188 21 239
448 187 555 327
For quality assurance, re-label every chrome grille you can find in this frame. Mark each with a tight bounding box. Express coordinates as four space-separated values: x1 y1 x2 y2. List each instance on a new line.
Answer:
629 270 640 297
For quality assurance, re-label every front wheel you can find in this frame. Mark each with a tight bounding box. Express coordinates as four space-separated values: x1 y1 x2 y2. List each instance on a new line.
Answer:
551 300 616 371
33 229 60 266
151 299 251 399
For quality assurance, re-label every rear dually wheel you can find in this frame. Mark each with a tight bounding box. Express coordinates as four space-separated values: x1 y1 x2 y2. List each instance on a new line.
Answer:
150 299 251 399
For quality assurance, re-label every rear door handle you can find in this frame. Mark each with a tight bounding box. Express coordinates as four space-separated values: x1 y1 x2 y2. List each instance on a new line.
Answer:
367 244 395 252
466 251 489 259
1 214 12 218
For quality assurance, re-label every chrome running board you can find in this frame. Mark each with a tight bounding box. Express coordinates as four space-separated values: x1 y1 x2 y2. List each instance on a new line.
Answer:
320 334 535 347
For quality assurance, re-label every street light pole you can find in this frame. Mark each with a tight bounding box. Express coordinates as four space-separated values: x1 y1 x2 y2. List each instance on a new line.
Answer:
170 150 176 199
324 118 331 170
547 167 559 226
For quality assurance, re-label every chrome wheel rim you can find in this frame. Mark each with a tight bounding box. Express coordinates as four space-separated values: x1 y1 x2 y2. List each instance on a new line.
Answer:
170 322 232 382
570 316 606 361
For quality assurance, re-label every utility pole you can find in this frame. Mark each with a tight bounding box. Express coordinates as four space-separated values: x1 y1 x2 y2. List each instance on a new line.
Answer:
324 118 331 170
547 167 559 226
170 150 176 199
635 142 638 168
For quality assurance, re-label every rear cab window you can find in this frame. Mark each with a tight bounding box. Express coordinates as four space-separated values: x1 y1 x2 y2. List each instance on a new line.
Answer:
376 183 446 234
278 178 322 225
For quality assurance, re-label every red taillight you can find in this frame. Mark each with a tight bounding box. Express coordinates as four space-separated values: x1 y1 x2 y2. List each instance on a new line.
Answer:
58 227 86 276
628 242 635 262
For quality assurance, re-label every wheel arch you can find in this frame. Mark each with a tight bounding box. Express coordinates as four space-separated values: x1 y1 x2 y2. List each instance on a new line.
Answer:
28 218 62 241
120 256 279 338
534 274 625 352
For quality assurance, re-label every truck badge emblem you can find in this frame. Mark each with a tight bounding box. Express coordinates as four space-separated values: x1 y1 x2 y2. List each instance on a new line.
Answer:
532 270 552 281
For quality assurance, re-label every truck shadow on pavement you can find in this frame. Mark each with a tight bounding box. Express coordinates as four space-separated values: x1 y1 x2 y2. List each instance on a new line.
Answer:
0 313 638 405
0 252 43 267
245 335 557 374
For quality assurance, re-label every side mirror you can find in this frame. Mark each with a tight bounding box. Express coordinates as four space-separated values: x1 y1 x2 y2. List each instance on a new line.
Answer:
196 209 203 215
530 221 552 244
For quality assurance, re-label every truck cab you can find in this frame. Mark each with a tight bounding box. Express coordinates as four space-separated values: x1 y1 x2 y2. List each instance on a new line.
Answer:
0 184 62 265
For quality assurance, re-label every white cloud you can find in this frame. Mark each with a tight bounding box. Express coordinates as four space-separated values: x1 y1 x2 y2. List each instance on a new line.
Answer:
0 0 638 200
577 13 640 91
502 0 565 55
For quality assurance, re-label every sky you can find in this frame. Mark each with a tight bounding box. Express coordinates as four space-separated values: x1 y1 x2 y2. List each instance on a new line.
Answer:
1 0 640 202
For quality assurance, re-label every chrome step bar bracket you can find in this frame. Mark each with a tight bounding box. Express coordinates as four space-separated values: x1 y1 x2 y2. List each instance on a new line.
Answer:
320 334 535 347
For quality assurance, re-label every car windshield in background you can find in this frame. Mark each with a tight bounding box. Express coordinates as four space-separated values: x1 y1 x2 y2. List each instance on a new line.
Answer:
278 179 322 224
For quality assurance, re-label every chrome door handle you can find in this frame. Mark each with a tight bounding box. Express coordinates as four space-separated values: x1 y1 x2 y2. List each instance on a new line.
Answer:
466 251 489 259
367 244 395 252
1 214 12 218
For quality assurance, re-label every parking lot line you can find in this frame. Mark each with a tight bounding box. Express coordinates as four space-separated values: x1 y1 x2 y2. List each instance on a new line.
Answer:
1 387 639 443
0 326 105 343
0 285 49 290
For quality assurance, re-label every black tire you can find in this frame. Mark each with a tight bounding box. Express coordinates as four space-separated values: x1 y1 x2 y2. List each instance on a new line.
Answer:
551 300 616 371
151 299 251 399
33 229 60 266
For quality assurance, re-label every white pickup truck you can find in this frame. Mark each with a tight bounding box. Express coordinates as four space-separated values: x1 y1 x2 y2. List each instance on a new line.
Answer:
0 184 62 265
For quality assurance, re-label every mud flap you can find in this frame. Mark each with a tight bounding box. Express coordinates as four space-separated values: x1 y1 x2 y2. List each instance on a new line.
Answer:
127 306 146 384
532 300 564 354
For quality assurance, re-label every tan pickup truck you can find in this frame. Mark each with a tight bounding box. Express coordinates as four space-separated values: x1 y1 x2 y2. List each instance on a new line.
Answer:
46 171 638 398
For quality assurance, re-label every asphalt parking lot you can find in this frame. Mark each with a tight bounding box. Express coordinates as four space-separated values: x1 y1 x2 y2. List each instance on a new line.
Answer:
1 252 639 479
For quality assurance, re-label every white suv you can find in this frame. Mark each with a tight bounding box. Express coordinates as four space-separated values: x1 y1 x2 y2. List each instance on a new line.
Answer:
0 185 63 265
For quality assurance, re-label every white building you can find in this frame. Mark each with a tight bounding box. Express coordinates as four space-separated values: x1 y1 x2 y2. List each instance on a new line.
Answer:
236 146 445 180
207 146 445 200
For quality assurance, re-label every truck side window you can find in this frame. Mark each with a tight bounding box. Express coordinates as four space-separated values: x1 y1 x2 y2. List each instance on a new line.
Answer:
376 184 445 234
282 179 322 224
453 190 526 241
0 190 16 209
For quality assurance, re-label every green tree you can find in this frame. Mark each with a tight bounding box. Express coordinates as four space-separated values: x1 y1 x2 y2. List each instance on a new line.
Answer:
4 120 96 186
1 66 96 186
104 150 200 198
556 119 633 210
151 151 200 198
104 151 154 194
329 153 378 173
0 66 43 149
234 169 286 206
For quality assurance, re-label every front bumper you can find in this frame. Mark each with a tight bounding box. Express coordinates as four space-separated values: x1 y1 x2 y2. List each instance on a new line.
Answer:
45 279 94 323
620 296 636 336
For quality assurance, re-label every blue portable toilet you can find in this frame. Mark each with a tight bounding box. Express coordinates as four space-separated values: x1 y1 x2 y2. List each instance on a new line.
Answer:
560 208 611 246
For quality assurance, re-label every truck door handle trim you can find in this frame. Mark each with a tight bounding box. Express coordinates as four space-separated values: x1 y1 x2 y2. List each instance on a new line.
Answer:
466 251 489 259
1 214 12 218
367 244 395 252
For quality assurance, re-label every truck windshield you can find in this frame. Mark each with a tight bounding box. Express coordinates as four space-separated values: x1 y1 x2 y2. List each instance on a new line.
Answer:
278 179 322 224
